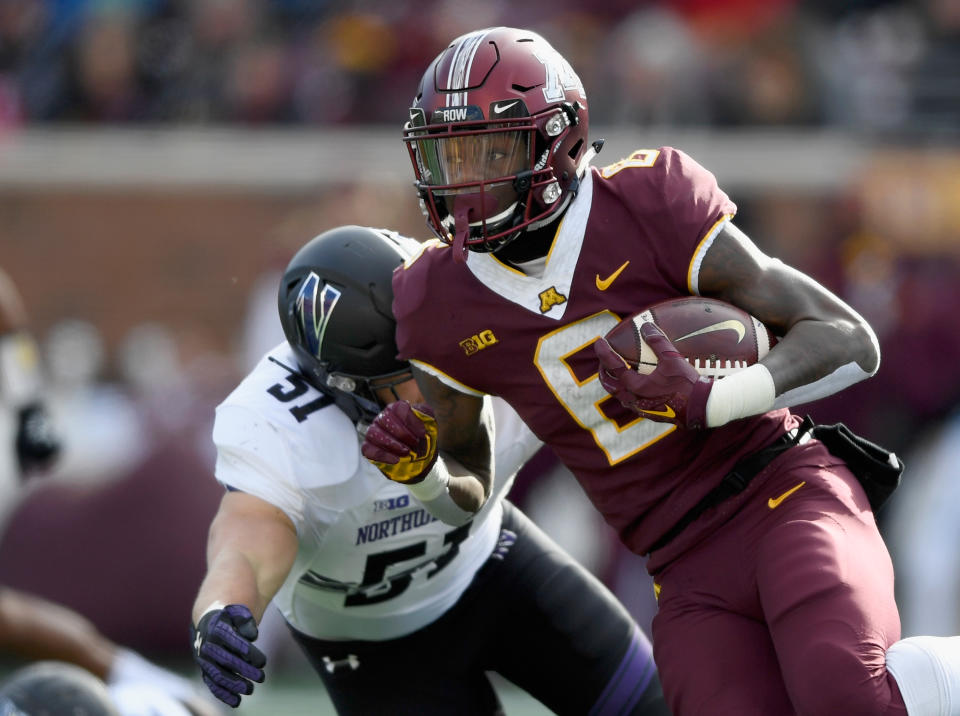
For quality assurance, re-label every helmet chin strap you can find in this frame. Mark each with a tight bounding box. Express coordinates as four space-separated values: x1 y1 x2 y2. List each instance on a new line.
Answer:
452 204 471 264
451 191 502 263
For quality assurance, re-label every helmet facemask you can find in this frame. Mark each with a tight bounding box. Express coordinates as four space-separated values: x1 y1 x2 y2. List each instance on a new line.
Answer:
404 101 582 260
320 365 413 428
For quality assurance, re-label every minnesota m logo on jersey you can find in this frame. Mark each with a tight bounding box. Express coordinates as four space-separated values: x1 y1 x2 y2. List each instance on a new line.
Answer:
295 272 342 358
539 286 567 313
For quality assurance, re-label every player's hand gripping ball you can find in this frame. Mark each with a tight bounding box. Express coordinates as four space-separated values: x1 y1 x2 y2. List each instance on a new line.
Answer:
595 297 776 429
362 401 439 483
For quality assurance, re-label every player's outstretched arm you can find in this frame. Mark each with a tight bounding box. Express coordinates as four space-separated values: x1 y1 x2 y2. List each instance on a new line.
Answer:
0 587 117 679
0 587 220 715
191 491 297 708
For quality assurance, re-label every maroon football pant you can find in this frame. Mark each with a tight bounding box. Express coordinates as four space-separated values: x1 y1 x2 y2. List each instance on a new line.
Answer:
650 442 907 716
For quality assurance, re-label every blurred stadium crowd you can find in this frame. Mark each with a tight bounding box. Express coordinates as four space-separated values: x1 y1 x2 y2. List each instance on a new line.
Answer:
0 0 956 135
1 0 960 710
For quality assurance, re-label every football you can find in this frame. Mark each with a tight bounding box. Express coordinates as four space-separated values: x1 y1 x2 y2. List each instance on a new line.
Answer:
603 297 777 379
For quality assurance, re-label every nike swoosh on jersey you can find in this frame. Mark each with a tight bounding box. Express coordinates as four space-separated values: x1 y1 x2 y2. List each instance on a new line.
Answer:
768 481 806 509
493 101 519 114
676 319 746 343
596 260 630 291
639 405 676 419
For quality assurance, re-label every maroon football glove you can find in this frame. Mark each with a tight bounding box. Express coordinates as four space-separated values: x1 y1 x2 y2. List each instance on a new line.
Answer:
595 322 713 429
361 401 439 483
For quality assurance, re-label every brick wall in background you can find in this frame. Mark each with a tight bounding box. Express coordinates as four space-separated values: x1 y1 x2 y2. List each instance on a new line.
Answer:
0 185 425 374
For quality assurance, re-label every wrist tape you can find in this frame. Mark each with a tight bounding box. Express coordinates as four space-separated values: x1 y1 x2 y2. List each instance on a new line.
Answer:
406 458 474 526
705 363 776 428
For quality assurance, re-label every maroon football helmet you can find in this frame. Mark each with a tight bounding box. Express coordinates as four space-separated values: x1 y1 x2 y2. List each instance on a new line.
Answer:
403 27 591 259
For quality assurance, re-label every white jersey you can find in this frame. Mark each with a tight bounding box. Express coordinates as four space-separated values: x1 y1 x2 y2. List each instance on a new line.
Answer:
212 343 541 641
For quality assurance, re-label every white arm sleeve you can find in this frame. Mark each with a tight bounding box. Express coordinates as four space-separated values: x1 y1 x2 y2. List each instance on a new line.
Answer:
706 359 877 427
772 360 876 410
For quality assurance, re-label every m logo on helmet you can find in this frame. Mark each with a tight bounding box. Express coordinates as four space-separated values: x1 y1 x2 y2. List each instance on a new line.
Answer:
532 47 585 103
296 272 342 359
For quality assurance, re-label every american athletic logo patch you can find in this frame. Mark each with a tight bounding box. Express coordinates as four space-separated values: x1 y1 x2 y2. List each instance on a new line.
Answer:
296 272 342 358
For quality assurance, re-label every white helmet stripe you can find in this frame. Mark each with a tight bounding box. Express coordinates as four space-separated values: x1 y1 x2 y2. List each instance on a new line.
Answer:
446 29 490 107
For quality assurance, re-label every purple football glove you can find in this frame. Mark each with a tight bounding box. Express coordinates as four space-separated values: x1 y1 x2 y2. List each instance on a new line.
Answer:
191 604 266 708
595 322 713 429
361 401 439 484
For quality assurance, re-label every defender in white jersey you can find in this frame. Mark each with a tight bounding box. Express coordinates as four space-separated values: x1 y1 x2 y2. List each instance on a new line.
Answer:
190 226 670 715
213 342 527 641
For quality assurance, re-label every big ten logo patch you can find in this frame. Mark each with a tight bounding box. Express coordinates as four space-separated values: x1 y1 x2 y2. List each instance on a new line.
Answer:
372 494 410 513
460 329 498 356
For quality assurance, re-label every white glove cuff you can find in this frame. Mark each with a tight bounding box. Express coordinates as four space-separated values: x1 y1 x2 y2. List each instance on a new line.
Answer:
196 600 226 623
705 363 776 428
406 459 451 502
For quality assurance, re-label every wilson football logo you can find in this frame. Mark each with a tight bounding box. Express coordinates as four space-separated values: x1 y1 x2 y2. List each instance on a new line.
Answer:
460 329 498 356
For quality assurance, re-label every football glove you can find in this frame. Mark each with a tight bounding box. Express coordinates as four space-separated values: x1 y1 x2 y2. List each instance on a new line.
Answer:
361 401 439 484
191 604 266 708
15 402 61 474
595 322 713 430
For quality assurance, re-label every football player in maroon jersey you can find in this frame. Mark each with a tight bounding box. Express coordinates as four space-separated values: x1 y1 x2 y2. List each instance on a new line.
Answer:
191 226 670 715
362 26 960 716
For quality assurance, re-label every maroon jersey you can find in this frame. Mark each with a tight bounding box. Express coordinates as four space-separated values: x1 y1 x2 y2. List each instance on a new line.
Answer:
394 147 793 569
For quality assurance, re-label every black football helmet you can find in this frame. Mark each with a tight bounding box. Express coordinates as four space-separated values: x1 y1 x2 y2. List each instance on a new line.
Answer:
0 661 119 716
278 225 415 424
403 27 594 259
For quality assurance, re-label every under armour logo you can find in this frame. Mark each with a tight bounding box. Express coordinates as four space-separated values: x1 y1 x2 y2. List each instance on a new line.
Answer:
322 654 360 673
